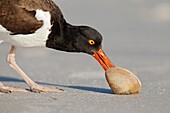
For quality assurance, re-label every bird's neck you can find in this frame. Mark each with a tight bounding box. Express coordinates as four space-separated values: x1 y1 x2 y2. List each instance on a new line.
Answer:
46 21 80 52
63 22 79 40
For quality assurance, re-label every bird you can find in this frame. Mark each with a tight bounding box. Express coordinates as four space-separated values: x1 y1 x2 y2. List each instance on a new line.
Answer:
0 0 114 93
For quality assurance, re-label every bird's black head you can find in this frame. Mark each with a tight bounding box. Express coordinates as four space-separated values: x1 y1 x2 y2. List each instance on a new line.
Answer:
47 22 103 55
71 25 103 55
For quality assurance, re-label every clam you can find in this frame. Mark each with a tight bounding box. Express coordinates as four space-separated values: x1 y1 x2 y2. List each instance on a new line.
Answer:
105 67 141 95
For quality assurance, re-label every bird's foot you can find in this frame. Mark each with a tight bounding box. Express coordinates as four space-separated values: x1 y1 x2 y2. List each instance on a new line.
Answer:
0 86 28 93
30 84 64 93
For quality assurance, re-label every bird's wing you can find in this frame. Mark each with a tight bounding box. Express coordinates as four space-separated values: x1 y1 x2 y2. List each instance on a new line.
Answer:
0 0 62 35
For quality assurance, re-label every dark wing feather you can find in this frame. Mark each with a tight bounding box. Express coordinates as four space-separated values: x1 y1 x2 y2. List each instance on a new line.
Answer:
0 0 63 35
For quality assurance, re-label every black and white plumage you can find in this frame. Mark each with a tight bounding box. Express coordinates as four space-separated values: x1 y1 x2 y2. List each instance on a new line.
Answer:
0 0 114 93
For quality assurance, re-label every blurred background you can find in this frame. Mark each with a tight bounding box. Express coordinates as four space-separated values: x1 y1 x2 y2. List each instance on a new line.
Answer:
0 0 170 113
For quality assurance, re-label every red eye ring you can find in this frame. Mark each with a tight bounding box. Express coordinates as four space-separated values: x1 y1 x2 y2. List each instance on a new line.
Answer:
88 40 95 45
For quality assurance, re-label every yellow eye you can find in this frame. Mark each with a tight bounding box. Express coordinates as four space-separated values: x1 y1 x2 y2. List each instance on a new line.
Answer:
88 40 95 45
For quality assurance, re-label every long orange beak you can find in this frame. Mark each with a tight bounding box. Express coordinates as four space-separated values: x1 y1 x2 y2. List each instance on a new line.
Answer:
93 49 115 71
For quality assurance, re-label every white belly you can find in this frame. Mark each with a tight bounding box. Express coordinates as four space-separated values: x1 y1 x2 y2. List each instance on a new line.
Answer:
0 10 52 47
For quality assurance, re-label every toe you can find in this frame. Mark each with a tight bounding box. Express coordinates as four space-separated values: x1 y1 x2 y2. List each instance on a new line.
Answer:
0 88 12 93
30 85 64 93
0 87 28 93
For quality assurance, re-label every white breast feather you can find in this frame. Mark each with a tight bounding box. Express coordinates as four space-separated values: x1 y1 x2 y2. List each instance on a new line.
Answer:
0 10 52 47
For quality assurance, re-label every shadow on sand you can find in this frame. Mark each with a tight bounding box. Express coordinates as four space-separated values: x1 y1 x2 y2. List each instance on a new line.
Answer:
0 76 112 94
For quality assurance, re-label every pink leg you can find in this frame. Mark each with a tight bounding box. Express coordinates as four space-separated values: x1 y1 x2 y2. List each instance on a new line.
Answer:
7 45 63 93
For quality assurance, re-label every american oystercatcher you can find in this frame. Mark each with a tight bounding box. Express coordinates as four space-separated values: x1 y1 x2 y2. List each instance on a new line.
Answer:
0 0 114 93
